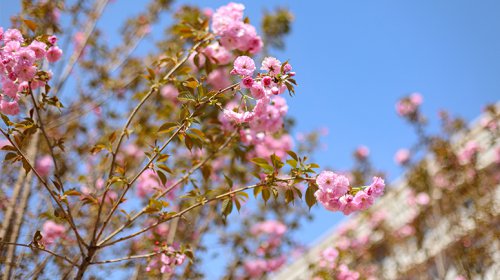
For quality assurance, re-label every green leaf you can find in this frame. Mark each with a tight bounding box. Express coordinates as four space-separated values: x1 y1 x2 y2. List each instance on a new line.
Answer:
63 189 81 196
305 185 318 210
286 159 297 168
158 122 178 134
223 174 233 188
285 189 294 204
286 150 298 161
251 157 273 172
262 188 271 203
157 170 168 186
221 199 233 217
270 154 284 170
157 164 173 174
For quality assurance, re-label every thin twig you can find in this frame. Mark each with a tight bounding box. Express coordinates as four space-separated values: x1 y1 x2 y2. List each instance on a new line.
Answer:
100 177 300 248
0 128 88 251
29 88 63 189
97 128 239 247
90 251 162 265
0 242 78 267
91 38 210 245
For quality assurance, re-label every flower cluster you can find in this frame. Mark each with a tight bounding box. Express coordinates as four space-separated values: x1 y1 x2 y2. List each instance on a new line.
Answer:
242 220 288 278
0 27 62 115
395 92 422 119
145 244 186 274
211 3 263 54
220 56 295 159
314 171 385 215
314 247 360 280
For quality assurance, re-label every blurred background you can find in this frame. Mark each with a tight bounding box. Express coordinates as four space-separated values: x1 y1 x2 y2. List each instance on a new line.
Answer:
1 0 499 279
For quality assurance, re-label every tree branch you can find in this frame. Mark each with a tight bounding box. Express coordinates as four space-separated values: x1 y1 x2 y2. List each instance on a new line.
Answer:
0 241 78 267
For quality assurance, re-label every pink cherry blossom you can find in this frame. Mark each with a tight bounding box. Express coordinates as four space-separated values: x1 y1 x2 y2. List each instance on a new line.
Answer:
3 29 23 43
261 57 281 75
160 84 179 101
353 190 374 210
0 99 20 115
316 171 350 198
42 220 66 244
46 46 63 63
36 155 53 177
366 176 385 198
394 148 410 165
354 145 369 159
231 55 255 76
459 141 480 164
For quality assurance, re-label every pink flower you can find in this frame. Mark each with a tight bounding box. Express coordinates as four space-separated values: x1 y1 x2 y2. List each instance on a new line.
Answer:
366 176 385 198
48 35 57 45
1 78 18 98
316 171 349 198
396 224 415 238
3 29 24 43
250 82 266 99
15 65 37 81
415 192 430 205
410 92 423 105
337 264 360 280
353 190 374 210
160 84 179 101
204 42 232 65
243 259 267 278
0 99 20 115
137 169 164 198
250 220 287 236
459 141 480 164
319 247 338 268
261 57 281 75
16 48 36 67
231 56 255 76
207 68 231 89
42 221 66 244
241 76 254 88
36 155 53 177
354 145 369 159
394 148 410 165
46 46 63 63
395 93 422 117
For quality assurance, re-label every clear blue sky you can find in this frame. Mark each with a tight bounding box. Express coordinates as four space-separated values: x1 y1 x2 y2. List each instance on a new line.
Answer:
2 0 500 278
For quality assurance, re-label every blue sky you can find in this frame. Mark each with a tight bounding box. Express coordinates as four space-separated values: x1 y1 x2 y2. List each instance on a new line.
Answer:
2 0 500 278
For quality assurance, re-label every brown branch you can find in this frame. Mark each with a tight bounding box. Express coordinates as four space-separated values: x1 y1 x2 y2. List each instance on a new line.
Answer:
97 128 239 247
91 38 210 245
99 177 300 248
0 128 88 251
90 251 162 265
28 88 63 188
53 0 110 95
0 242 78 267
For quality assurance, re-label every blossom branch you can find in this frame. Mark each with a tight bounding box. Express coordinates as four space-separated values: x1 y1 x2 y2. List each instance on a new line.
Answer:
91 38 211 244
96 83 239 246
100 176 301 248
0 128 88 252
97 128 239 247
